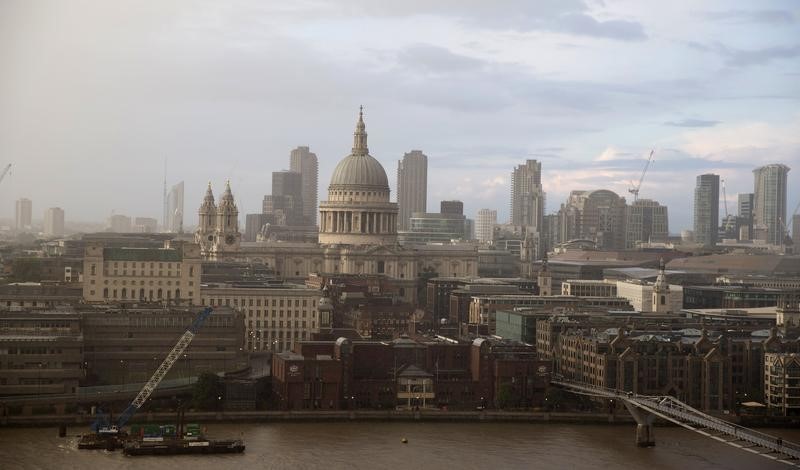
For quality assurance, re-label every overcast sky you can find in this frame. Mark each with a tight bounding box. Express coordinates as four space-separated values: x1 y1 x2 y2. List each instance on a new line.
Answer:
1 0 798 231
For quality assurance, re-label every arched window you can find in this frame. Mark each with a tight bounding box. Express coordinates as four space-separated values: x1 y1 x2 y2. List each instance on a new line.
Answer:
660 295 666 305
157 288 163 299
175 289 181 300
140 288 145 300
121 288 127 299
103 288 108 298
149 290 154 301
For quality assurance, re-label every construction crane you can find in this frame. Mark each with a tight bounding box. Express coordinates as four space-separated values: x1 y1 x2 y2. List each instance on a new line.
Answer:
94 307 214 434
628 150 654 202
0 163 11 186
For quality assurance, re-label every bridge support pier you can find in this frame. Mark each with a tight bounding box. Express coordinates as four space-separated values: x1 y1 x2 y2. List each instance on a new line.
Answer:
623 400 655 447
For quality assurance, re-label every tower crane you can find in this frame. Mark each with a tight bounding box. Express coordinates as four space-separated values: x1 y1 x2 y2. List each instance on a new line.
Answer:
628 150 654 202
93 307 214 434
0 163 11 186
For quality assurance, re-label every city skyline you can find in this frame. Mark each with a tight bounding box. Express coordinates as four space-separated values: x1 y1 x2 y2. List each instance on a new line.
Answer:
1 1 798 231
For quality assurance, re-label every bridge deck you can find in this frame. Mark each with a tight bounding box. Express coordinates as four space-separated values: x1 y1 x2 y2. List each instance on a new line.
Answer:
553 379 800 467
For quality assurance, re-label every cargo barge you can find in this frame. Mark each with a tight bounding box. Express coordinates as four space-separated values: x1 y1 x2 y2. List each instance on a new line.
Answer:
123 437 246 455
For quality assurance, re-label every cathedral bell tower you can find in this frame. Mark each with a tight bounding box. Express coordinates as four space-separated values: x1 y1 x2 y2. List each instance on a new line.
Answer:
212 180 241 253
195 182 217 253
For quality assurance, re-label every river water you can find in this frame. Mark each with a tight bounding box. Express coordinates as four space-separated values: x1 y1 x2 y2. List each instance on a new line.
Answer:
1 422 798 469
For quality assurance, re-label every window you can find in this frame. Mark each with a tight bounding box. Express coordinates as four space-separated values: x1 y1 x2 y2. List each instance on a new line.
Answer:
91 264 96 276
377 261 385 273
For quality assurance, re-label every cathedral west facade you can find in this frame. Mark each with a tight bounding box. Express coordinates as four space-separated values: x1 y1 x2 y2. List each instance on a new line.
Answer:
195 109 478 303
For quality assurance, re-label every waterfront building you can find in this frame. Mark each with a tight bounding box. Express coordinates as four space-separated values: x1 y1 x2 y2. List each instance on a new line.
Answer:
200 282 324 352
82 240 202 305
0 283 82 310
44 207 65 237
289 146 319 226
753 164 790 245
693 174 720 247
81 305 246 384
0 311 83 397
397 150 428 231
765 352 800 417
272 335 549 411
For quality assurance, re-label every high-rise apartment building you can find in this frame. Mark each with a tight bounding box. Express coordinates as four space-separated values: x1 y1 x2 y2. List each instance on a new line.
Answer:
289 146 318 225
511 160 545 231
624 199 669 249
753 164 790 245
44 207 65 237
737 193 754 240
397 150 428 231
165 181 185 233
15 198 32 231
693 174 720 246
476 209 497 243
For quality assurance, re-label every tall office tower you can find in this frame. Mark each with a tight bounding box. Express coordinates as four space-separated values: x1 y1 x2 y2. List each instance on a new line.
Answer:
475 209 497 243
263 171 304 226
624 199 669 249
244 213 266 242
289 146 318 225
440 200 463 215
556 189 626 249
693 174 720 246
165 181 185 233
753 164 790 245
397 150 428 230
737 193 754 240
15 198 32 230
793 214 800 246
108 214 132 233
44 207 65 237
511 159 545 231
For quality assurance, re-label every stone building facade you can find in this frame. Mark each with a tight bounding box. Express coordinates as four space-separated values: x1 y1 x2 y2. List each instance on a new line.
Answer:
82 241 202 305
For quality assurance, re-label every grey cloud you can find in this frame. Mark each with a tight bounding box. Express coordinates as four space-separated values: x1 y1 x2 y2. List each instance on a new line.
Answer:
396 44 485 74
703 9 796 24
554 13 646 41
663 119 721 128
688 41 800 67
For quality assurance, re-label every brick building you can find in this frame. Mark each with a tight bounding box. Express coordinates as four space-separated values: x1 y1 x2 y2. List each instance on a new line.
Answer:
272 336 550 411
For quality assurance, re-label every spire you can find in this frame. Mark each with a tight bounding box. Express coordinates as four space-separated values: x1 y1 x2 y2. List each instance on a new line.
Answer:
203 182 215 204
352 105 368 156
220 179 236 205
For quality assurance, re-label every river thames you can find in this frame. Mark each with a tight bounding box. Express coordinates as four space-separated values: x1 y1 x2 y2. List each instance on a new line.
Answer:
1 422 798 469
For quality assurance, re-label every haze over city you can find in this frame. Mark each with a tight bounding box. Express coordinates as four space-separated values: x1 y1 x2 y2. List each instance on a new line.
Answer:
1 0 798 230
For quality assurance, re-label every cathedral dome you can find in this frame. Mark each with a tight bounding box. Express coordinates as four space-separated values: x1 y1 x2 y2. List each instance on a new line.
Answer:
329 154 389 189
328 107 389 191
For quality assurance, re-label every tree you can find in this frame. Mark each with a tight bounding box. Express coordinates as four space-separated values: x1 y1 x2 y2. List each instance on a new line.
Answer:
496 382 520 409
192 372 224 410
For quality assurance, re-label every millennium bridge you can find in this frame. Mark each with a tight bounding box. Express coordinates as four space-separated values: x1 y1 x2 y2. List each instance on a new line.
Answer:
554 379 800 467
